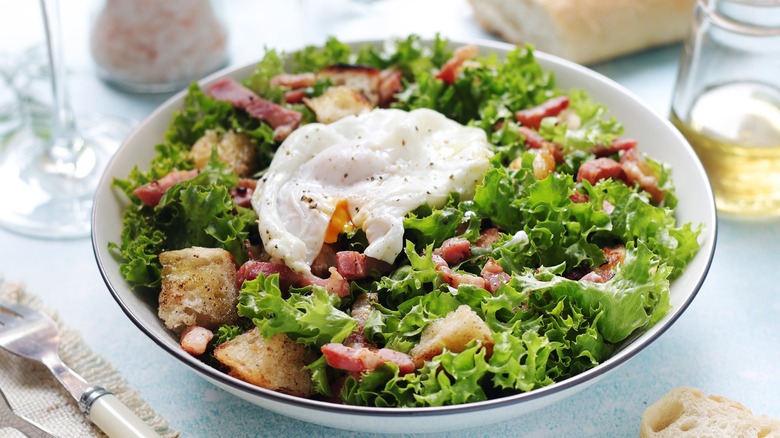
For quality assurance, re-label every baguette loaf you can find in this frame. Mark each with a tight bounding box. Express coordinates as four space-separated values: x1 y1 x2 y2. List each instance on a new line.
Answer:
468 0 696 64
640 386 780 437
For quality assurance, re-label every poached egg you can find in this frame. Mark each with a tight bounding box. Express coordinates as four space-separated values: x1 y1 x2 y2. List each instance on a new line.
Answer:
252 108 493 275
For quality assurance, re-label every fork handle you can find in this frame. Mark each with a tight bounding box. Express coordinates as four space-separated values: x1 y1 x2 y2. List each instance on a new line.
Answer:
81 387 159 437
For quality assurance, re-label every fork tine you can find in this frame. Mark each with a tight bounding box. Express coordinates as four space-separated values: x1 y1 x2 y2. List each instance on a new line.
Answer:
0 302 36 318
0 303 23 327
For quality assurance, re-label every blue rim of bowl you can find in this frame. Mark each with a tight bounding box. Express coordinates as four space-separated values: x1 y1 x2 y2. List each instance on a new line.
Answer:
91 37 718 419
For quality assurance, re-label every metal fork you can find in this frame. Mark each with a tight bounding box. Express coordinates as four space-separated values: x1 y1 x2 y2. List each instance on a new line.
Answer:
0 385 58 437
0 302 159 437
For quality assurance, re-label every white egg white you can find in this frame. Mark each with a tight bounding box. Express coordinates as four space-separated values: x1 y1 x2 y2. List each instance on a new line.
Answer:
252 108 493 275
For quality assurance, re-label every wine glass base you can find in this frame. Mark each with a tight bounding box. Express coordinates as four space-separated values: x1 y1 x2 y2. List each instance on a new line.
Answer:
0 113 134 239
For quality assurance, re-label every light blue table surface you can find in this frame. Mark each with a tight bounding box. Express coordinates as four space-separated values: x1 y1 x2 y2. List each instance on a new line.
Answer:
1 1 779 437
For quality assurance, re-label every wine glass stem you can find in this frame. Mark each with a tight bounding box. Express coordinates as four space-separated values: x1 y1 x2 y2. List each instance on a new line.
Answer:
40 0 84 165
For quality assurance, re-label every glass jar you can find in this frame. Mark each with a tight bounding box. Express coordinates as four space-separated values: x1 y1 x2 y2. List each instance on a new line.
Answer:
670 0 780 216
89 0 229 93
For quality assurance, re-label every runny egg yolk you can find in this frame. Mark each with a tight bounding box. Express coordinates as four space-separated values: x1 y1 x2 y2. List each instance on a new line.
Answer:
324 199 354 243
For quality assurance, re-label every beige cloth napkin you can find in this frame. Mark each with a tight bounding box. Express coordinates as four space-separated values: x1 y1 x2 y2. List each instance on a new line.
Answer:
0 280 179 438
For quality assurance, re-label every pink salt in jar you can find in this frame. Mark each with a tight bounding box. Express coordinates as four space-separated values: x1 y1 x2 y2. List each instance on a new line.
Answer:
89 0 228 93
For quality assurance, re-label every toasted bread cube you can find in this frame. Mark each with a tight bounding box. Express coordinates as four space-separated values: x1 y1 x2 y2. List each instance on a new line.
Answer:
214 328 315 397
409 305 494 367
318 65 381 105
158 247 238 333
304 85 372 124
189 129 256 177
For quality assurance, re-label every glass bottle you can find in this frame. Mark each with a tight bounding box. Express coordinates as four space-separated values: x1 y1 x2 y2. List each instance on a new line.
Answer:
670 0 780 216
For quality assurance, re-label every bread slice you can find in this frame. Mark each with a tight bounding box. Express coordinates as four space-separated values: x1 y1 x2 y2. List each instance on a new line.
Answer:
468 0 696 64
640 386 780 437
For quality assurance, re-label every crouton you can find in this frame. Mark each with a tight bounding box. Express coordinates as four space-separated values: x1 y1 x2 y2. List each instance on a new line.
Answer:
214 328 315 397
189 129 256 176
158 247 239 333
304 85 372 124
409 305 494 367
318 64 381 105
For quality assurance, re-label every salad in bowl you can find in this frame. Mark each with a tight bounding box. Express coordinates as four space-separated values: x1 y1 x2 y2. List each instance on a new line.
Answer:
96 35 712 429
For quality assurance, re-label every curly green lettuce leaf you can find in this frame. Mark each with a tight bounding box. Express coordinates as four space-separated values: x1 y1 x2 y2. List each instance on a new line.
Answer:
341 342 492 407
287 36 353 73
514 241 672 343
341 363 418 407
403 202 464 250
584 178 701 279
305 355 333 397
237 273 357 348
375 242 443 309
538 89 623 153
395 45 555 127
355 34 450 78
110 163 255 289
488 330 559 392
471 161 610 272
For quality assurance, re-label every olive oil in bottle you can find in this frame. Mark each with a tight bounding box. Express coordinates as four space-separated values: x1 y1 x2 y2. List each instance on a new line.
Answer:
671 81 780 216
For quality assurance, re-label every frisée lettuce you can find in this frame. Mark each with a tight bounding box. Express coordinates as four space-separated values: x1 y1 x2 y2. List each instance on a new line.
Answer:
110 34 702 407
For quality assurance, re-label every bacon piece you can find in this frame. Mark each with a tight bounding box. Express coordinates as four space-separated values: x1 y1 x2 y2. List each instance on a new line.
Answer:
517 126 564 163
343 293 376 348
436 44 479 85
284 89 307 104
236 259 351 297
432 254 449 270
180 325 214 355
311 244 338 278
620 147 665 204
576 157 624 185
132 169 199 207
270 72 316 88
207 77 302 141
230 178 257 208
592 138 638 157
364 257 393 276
475 227 501 249
293 267 350 298
515 96 570 130
295 272 327 289
321 343 415 375
236 261 298 291
517 126 547 149
580 246 626 283
435 237 471 266
378 68 403 107
324 267 351 298
336 251 368 280
437 263 487 290
433 252 487 290
480 259 510 294
569 191 590 204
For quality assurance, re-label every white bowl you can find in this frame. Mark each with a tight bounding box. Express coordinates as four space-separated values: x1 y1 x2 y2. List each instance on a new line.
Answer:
92 38 717 434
